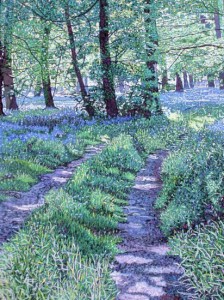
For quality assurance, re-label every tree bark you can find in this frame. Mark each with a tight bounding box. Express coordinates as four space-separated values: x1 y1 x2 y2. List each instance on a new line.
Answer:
0 71 5 116
220 72 224 89
99 0 118 118
1 0 18 110
143 0 162 116
65 7 94 117
214 11 224 89
176 73 184 92
41 25 55 108
207 75 215 87
34 77 42 97
214 12 222 39
189 74 194 88
183 71 190 89
161 69 168 91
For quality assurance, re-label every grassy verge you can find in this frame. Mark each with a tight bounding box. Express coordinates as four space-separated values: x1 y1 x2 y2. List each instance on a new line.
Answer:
155 110 224 299
0 134 145 299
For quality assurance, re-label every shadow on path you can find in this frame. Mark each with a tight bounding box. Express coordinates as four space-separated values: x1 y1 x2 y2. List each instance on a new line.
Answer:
0 144 105 246
112 151 187 300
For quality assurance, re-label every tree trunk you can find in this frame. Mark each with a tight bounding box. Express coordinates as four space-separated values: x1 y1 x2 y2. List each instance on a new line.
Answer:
65 7 94 117
189 74 194 88
43 77 55 108
0 0 18 110
99 0 118 118
219 72 224 89
143 0 162 116
207 75 215 87
214 12 222 39
183 71 190 89
214 11 224 89
41 25 55 108
0 47 18 110
161 69 168 91
0 72 5 116
176 73 184 92
34 77 42 97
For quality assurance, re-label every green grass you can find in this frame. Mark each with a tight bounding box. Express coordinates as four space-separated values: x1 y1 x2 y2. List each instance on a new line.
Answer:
0 133 146 299
2 107 224 299
170 221 224 299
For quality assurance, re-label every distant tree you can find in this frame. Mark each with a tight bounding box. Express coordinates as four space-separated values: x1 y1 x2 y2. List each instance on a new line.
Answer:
176 73 184 92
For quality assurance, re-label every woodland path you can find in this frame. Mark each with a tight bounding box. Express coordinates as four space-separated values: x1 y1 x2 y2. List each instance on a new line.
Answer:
112 151 186 300
0 144 104 246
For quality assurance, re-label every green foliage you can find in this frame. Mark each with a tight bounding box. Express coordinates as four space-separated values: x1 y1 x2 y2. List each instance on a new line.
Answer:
170 221 224 299
157 131 224 235
0 133 143 299
0 159 49 192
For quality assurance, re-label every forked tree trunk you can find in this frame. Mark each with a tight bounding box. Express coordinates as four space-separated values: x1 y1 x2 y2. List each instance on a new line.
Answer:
189 74 194 88
99 0 118 118
183 71 190 89
143 0 162 116
41 25 55 108
176 73 184 92
65 7 94 117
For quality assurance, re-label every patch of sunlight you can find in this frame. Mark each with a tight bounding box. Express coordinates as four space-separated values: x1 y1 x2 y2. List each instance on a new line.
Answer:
168 112 183 122
188 116 215 130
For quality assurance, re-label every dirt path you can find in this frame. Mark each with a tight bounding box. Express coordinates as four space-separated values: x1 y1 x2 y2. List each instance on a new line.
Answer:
0 144 104 246
112 151 186 300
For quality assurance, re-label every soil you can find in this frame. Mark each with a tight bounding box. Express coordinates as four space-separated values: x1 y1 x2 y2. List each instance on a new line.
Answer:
0 144 104 246
112 151 187 300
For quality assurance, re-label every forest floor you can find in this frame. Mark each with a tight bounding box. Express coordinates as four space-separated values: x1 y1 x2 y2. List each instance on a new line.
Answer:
15 87 224 111
1 87 224 299
0 144 104 245
160 87 224 113
112 151 186 300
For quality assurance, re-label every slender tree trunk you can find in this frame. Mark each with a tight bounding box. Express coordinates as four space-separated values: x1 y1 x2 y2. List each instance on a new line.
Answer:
0 71 5 116
99 0 118 118
189 74 194 88
41 25 55 108
0 42 4 115
220 72 224 89
34 77 42 97
65 7 94 117
183 71 190 89
214 12 222 39
161 69 168 91
143 0 162 116
176 73 184 92
207 74 215 87
214 11 224 89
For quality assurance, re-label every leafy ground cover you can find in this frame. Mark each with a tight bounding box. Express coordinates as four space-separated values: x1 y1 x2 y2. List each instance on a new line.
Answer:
0 105 224 299
155 109 224 299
